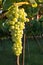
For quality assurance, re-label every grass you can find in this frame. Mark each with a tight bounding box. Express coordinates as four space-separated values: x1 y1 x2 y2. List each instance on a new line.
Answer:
0 38 16 65
0 38 43 65
25 38 43 65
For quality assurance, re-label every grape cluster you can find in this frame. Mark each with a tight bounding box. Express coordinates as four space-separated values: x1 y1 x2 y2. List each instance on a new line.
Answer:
6 5 29 56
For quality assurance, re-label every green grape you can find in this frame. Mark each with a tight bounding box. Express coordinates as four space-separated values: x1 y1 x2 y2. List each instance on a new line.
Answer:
5 5 29 56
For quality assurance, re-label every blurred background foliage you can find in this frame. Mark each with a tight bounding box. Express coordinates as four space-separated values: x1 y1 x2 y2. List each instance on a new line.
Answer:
0 0 43 37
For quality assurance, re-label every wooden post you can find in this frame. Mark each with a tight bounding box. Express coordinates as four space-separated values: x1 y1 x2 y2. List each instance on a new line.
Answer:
23 33 26 65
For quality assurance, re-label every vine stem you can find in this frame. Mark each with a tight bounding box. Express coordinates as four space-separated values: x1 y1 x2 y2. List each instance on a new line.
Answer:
17 56 20 65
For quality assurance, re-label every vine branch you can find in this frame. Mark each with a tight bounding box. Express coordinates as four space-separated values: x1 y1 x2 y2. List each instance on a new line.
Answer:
13 2 30 6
